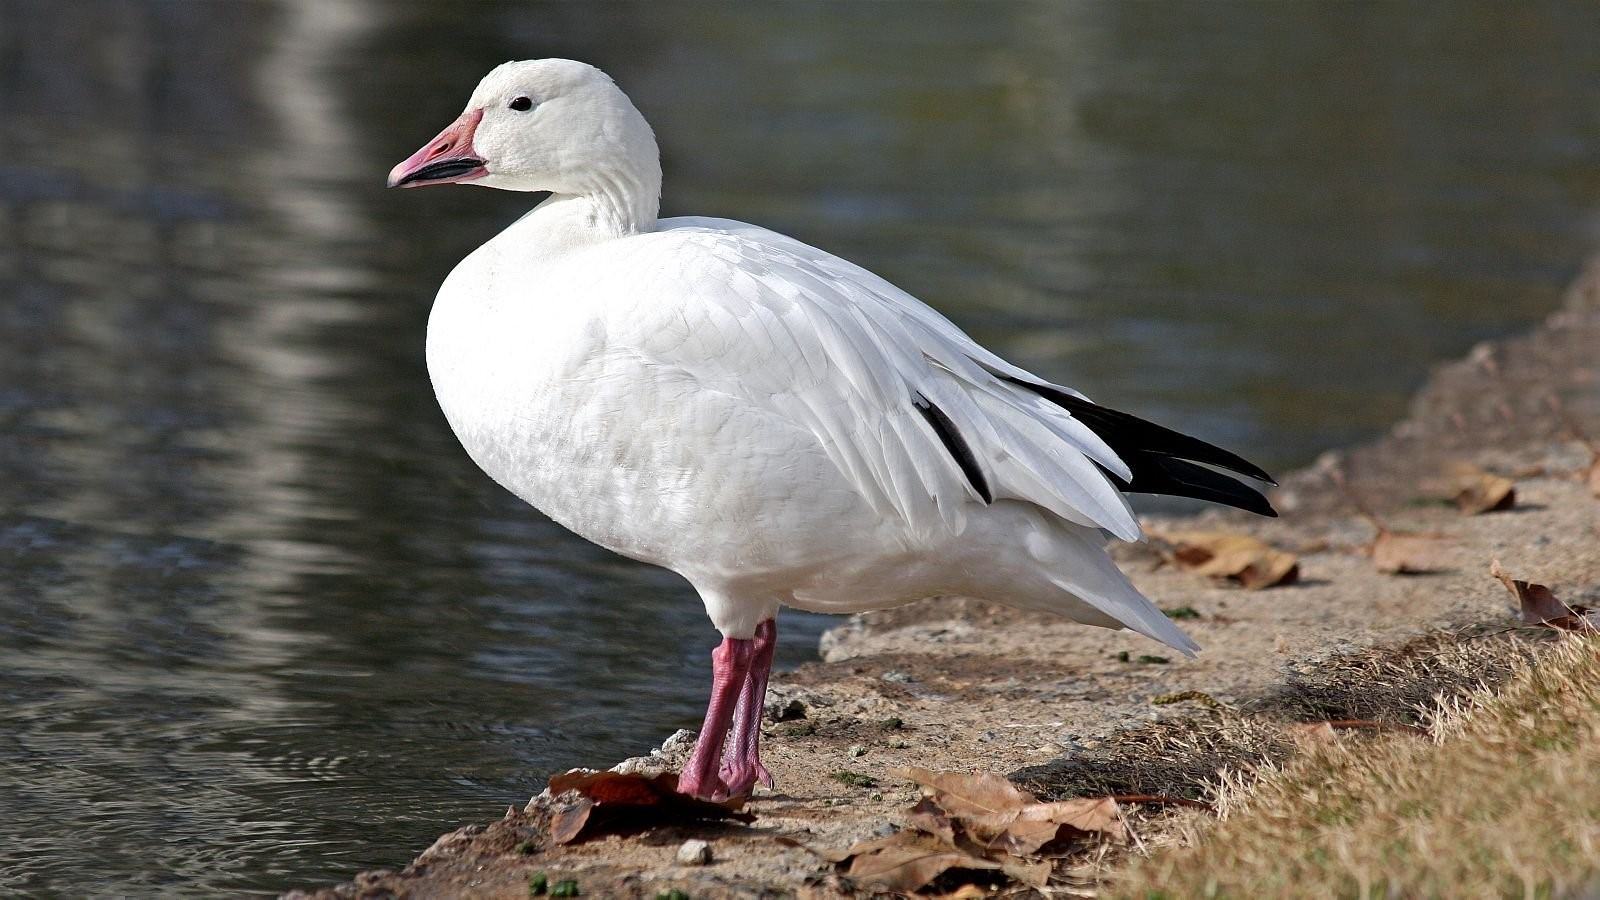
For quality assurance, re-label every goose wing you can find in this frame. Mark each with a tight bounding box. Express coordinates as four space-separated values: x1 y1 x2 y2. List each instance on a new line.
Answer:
618 219 1270 541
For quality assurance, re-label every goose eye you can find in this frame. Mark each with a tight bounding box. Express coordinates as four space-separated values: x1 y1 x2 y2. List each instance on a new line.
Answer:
509 96 533 112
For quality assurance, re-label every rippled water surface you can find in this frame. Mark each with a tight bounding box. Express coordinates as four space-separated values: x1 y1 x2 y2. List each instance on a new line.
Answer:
2 1 1597 894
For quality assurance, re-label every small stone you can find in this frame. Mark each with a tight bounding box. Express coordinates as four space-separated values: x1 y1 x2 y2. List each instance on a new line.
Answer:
767 698 807 722
848 744 867 758
611 756 662 776
657 729 697 754
881 670 914 684
354 871 395 889
676 839 712 866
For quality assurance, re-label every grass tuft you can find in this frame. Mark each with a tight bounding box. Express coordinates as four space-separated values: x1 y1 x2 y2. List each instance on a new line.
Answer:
1114 637 1600 898
832 770 878 789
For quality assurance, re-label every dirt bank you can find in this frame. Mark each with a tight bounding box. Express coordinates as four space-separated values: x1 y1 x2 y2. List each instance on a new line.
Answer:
287 258 1600 899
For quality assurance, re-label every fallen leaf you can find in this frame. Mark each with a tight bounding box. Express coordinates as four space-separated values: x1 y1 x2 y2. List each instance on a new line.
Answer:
821 769 1129 893
1152 530 1299 589
1445 463 1516 514
894 767 1035 821
1491 560 1597 632
894 767 1124 854
1369 530 1453 574
904 797 958 846
981 798 1123 856
549 795 596 846
839 831 1000 893
544 770 753 845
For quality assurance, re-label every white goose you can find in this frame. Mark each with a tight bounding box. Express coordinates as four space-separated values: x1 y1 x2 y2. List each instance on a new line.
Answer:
388 59 1275 801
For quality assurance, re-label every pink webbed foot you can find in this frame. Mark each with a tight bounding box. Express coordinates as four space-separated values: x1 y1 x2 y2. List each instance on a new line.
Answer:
718 758 774 798
717 619 777 797
677 619 778 801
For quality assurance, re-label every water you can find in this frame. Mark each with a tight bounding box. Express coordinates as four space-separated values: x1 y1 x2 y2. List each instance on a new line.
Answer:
1 1 1595 894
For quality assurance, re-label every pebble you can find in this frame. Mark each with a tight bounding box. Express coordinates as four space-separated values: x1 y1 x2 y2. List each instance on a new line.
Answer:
767 698 807 721
657 729 697 753
676 839 712 866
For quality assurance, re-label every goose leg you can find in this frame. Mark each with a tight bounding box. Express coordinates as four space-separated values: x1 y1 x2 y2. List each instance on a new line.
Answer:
719 618 776 796
677 634 758 801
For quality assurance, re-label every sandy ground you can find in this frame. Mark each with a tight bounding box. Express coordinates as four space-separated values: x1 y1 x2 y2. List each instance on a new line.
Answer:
285 259 1600 899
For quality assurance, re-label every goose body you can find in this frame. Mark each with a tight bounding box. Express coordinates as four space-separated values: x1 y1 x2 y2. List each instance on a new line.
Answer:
392 59 1275 799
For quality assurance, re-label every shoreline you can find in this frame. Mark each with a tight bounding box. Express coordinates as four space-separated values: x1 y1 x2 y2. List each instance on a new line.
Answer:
287 257 1600 899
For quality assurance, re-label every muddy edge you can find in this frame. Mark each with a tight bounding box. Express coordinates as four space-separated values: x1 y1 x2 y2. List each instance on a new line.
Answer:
287 256 1600 899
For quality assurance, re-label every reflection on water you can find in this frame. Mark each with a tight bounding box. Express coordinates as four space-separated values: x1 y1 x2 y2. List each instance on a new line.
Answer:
0 0 1595 893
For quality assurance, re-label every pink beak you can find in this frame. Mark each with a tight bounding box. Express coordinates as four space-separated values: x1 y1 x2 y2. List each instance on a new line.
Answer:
386 108 487 188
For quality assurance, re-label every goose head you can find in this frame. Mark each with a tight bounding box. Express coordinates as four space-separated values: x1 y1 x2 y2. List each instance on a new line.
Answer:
387 59 661 230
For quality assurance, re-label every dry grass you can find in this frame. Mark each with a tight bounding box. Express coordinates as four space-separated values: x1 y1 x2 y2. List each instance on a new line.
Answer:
1250 627 1540 725
1113 636 1600 899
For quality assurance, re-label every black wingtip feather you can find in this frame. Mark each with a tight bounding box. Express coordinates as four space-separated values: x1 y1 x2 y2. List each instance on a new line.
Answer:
913 393 992 504
1105 453 1278 517
1005 376 1279 516
1003 376 1277 486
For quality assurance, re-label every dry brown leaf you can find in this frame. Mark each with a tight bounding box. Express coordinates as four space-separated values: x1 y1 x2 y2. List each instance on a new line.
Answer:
895 767 1035 821
544 769 753 845
894 767 1125 855
1370 530 1453 574
975 798 1123 856
1491 560 1596 632
904 796 958 846
1153 530 1300 589
1445 462 1516 514
840 831 1000 893
819 768 1131 893
549 795 596 846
